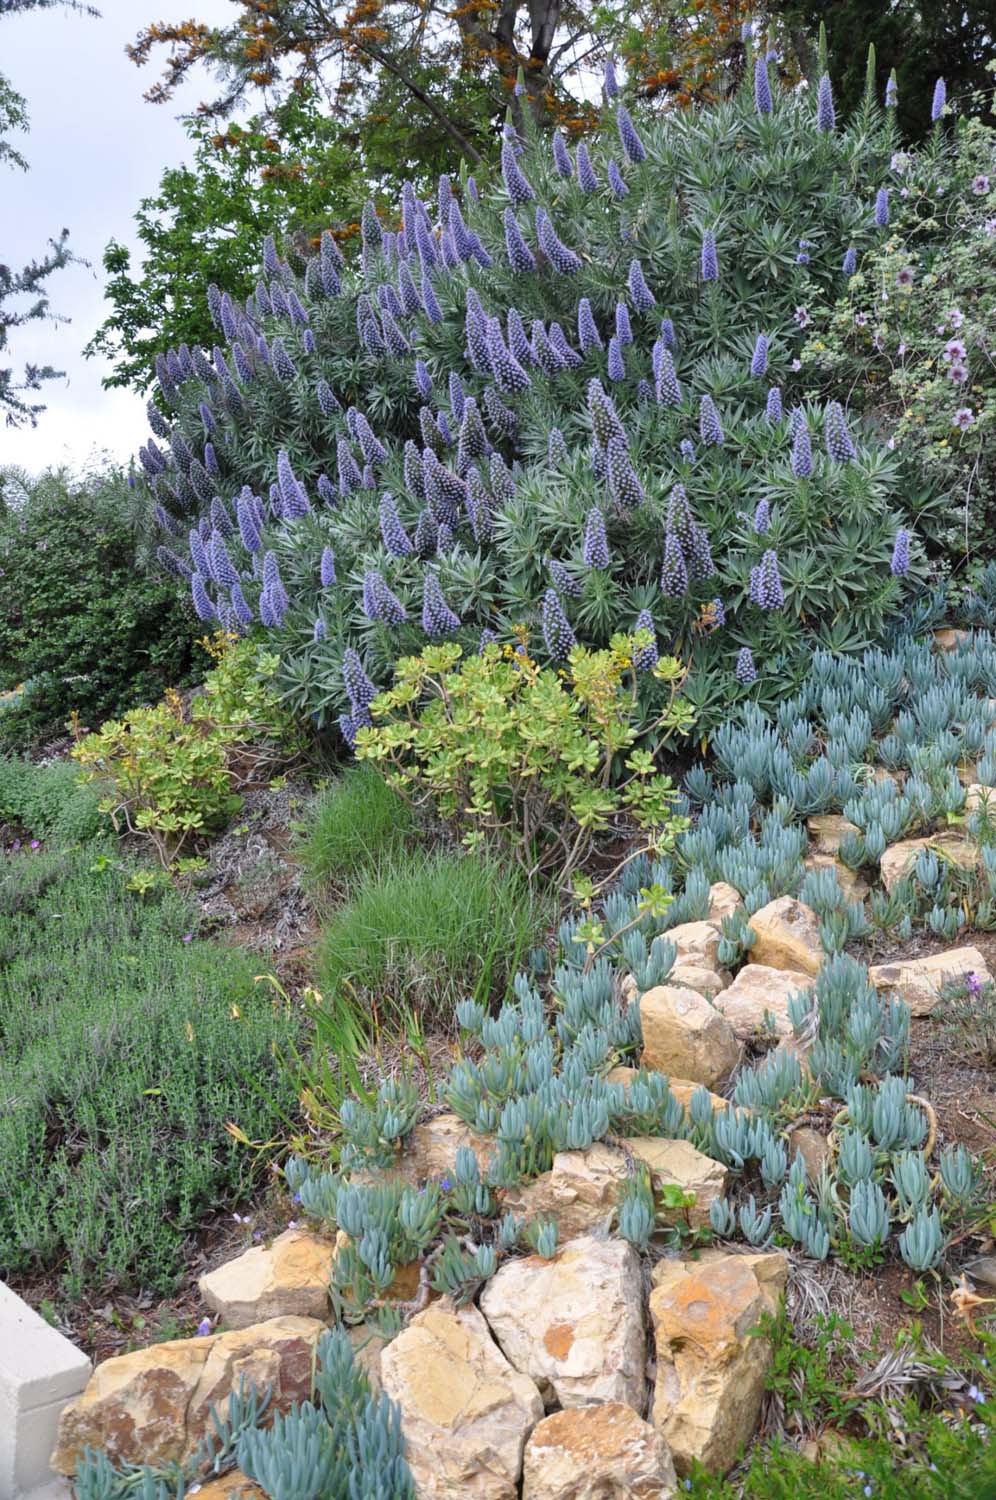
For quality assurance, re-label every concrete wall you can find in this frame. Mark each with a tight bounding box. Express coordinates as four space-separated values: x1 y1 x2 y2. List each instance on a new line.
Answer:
0 1281 90 1500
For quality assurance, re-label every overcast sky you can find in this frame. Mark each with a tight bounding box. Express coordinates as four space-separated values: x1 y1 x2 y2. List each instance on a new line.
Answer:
2 0 236 476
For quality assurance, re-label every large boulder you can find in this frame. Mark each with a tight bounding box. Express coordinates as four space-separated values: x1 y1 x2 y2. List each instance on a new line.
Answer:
479 1236 645 1410
706 882 743 928
669 962 732 1000
522 1404 677 1500
622 1138 728 1228
747 897 824 977
868 946 992 1017
380 1300 543 1500
805 815 859 857
607 1068 731 1121
712 965 812 1040
640 985 740 1086
802 853 868 904
51 1317 324 1474
354 1112 493 1188
198 1229 334 1328
501 1144 626 1241
879 832 977 892
665 921 724 973
649 1251 787 1475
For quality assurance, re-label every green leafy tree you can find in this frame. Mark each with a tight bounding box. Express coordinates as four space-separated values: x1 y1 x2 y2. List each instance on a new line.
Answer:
771 0 996 137
85 91 380 392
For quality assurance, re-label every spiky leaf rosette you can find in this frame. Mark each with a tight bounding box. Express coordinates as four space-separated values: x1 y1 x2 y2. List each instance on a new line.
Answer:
137 52 914 732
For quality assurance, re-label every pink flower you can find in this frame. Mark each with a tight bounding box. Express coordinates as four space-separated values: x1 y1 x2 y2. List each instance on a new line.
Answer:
949 363 969 383
953 407 975 429
973 174 991 195
886 436 896 450
872 333 884 351
949 308 964 329
986 218 996 238
895 266 915 287
900 187 909 198
30 839 40 850
182 932 193 942
791 357 802 372
855 312 868 326
897 342 907 355
936 323 947 335
196 1317 212 1337
945 338 967 362
794 306 810 328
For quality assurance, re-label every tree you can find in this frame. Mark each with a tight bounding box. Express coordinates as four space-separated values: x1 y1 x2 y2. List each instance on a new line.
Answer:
770 1 996 137
85 90 383 392
1 0 97 426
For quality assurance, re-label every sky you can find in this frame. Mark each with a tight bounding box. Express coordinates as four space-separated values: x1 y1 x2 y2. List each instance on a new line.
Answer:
2 0 236 476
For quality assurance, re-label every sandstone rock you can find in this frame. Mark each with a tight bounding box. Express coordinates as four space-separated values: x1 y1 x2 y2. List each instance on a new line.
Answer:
190 1472 266 1500
747 896 824 977
52 1317 323 1474
502 1144 627 1241
479 1236 645 1410
868 946 992 1017
803 853 868 904
879 832 977 892
607 1069 730 1119
934 627 973 652
357 1112 493 1188
669 962 732 999
707 882 743 928
666 921 723 973
380 1300 543 1500
786 1125 829 1182
198 1229 333 1329
649 1252 787 1475
622 1137 728 1228
713 965 812 1040
806 815 859 857
522 1404 678 1500
640 985 740 1087
347 1323 388 1392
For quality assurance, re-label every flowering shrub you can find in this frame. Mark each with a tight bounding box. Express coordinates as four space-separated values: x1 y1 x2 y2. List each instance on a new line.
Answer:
71 634 295 866
355 633 692 885
802 91 996 565
138 44 923 733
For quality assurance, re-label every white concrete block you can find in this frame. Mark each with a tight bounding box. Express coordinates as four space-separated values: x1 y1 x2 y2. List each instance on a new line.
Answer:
0 1281 91 1499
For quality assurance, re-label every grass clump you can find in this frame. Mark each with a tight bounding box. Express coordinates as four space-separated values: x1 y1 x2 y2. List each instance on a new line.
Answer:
0 847 299 1295
0 757 104 845
298 764 413 886
314 846 545 1034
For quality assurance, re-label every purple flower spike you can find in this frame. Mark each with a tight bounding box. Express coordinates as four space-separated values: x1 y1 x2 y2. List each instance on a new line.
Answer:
191 573 218 622
791 421 814 478
576 143 598 192
504 207 537 273
885 76 898 108
320 546 337 586
660 530 688 597
750 548 784 609
628 259 655 311
891 528 911 577
616 104 647 164
875 188 890 227
542 589 576 660
553 129 573 179
701 230 719 283
536 207 582 275
501 138 536 205
549 558 580 597
842 246 858 276
607 437 644 507
615 302 633 346
632 608 658 669
653 343 682 406
415 359 433 400
380 493 415 557
608 160 629 199
487 319 531 392
931 78 946 121
699 394 725 445
343 648 376 713
750 334 769 378
736 647 757 684
549 428 569 465
753 499 771 534
604 58 620 98
422 571 461 637
754 56 773 115
824 401 857 462
816 73 835 131
578 298 604 353
607 335 626 382
583 506 610 569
